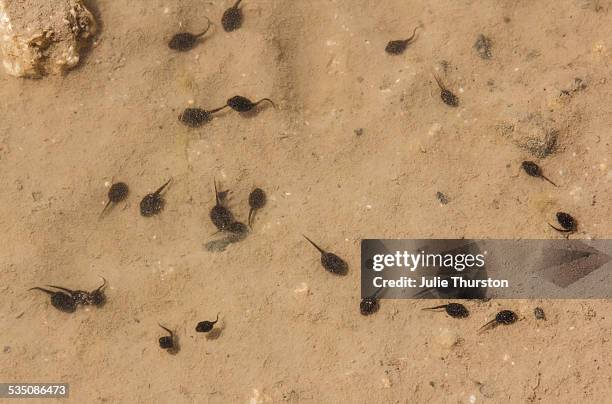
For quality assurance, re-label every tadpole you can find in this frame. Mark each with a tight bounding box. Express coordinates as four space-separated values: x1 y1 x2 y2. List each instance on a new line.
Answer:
225 95 276 113
360 287 383 316
210 180 234 231
549 212 577 233
433 73 459 107
179 106 226 128
478 309 518 333
423 303 469 318
248 188 266 227
303 235 348 275
521 161 557 186
140 179 172 217
168 17 212 51
101 182 129 217
158 324 177 352
222 0 243 32
196 313 219 333
385 27 419 55
29 287 77 313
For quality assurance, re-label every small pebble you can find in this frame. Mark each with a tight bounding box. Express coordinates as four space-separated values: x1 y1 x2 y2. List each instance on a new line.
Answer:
534 307 546 320
436 192 449 204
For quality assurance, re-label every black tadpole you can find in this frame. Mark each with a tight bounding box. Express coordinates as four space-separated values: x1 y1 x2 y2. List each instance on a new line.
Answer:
422 303 469 318
385 27 419 55
158 324 176 350
226 95 276 113
549 211 577 233
360 287 383 316
100 182 129 217
179 106 227 128
303 235 348 275
88 276 107 306
248 188 266 228
209 180 234 231
29 287 77 313
433 73 459 107
168 17 212 51
222 0 244 32
478 310 518 333
521 161 557 186
140 179 172 217
196 313 219 333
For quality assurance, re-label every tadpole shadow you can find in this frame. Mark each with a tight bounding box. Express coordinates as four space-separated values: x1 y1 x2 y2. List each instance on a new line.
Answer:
206 323 224 341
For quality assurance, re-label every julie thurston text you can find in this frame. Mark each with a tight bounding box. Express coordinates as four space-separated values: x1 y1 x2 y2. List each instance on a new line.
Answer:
372 276 509 288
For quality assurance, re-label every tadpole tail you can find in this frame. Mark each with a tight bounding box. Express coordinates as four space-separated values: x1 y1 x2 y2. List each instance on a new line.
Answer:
247 208 255 228
213 312 220 324
196 16 212 37
233 0 243 8
213 179 220 205
370 286 385 299
477 319 497 333
209 105 229 114
94 276 107 292
158 323 173 336
302 235 325 254
254 98 276 108
29 287 57 295
45 285 75 295
99 199 112 219
154 178 172 195
432 73 444 90
406 26 419 42
542 175 558 187
422 305 447 311
548 223 571 232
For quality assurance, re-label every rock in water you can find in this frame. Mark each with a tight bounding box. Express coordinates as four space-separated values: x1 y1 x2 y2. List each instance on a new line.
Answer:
0 0 97 78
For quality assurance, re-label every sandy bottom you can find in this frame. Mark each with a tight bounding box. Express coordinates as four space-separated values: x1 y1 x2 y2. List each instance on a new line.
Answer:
1 0 611 402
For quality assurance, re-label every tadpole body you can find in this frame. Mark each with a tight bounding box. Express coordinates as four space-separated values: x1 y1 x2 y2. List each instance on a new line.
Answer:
222 0 244 32
360 287 383 316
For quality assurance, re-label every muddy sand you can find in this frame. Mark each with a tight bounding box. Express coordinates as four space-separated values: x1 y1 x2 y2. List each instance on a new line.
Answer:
1 0 611 403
